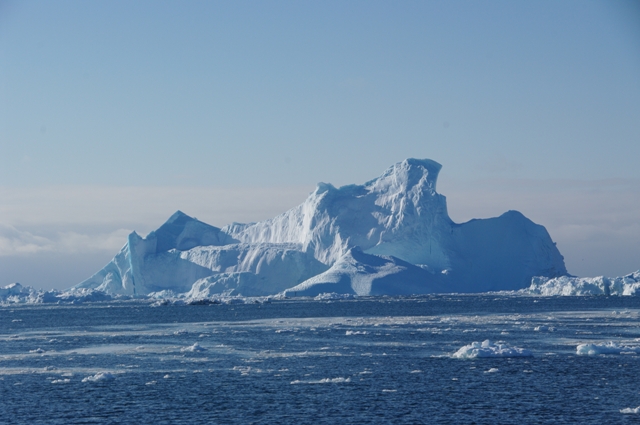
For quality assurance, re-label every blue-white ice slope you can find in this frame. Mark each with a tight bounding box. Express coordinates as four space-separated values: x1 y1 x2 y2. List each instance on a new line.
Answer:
75 159 567 297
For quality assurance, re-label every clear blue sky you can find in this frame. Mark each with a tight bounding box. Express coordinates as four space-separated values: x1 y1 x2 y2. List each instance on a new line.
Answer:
1 0 639 289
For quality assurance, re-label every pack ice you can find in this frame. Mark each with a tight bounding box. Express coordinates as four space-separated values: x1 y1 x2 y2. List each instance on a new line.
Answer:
75 159 567 298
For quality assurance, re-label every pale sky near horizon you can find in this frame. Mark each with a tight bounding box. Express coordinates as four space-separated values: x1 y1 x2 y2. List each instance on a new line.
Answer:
1 0 639 289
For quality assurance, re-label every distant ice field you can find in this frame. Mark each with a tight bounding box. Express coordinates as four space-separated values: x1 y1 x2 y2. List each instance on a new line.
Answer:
1 295 640 424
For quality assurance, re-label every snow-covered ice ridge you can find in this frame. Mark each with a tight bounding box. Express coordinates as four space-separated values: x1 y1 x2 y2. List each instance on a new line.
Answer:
70 158 568 298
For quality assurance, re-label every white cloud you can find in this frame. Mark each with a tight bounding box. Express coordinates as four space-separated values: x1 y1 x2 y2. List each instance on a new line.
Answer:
0 223 52 255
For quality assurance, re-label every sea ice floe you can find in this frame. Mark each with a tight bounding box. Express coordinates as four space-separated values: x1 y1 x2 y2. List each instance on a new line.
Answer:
453 340 532 358
485 368 499 373
621 406 640 414
51 379 70 384
576 342 640 356
181 343 207 352
82 372 115 382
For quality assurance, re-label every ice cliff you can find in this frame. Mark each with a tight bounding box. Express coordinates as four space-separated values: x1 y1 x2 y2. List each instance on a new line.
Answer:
74 158 567 298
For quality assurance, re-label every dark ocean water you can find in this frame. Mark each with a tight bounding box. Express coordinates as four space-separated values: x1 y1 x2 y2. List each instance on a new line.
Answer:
1 295 640 424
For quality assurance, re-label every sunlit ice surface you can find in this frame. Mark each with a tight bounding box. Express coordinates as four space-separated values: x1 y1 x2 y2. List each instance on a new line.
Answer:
1 295 640 424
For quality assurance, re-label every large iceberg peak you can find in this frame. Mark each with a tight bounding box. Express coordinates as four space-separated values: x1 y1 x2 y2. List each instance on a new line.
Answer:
366 158 442 195
224 158 452 266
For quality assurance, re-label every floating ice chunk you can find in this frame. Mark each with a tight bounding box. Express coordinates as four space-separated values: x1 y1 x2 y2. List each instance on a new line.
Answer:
534 326 554 332
314 293 355 301
29 348 45 354
576 342 640 356
453 340 532 358
345 330 368 335
82 372 115 382
181 343 207 352
485 368 499 373
51 379 70 384
621 406 640 414
318 377 350 383
291 377 351 384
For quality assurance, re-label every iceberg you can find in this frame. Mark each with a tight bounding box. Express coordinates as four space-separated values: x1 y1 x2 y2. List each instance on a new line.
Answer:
576 341 640 356
0 282 122 305
72 158 567 298
526 271 640 296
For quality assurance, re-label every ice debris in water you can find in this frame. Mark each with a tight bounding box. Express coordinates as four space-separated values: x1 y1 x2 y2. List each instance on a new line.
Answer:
82 372 115 382
576 342 640 356
620 406 640 414
453 340 532 358
181 343 207 352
